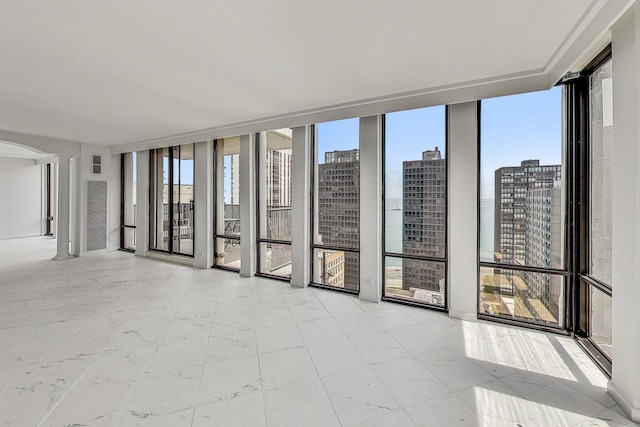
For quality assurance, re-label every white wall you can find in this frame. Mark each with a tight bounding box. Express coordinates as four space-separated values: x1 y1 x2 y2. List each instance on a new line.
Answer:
0 157 43 239
608 1 640 422
73 144 113 254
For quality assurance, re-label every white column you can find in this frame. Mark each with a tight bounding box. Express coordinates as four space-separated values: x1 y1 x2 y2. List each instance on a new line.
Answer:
240 134 256 277
447 102 480 321
193 140 213 268
135 150 150 256
359 115 383 302
257 132 268 270
608 3 640 422
53 156 72 260
291 126 311 287
51 162 58 238
70 156 82 256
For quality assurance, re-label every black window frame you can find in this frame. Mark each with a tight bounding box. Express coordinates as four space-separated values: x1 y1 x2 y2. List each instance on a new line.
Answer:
477 89 571 334
569 45 613 376
120 152 136 252
255 132 292 282
213 138 241 273
308 123 361 295
381 107 449 311
148 144 195 257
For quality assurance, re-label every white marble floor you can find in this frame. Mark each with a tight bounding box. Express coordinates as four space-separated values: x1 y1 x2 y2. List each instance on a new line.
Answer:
0 237 636 426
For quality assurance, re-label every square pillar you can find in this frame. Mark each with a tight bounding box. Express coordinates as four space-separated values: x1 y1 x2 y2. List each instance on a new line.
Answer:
135 150 150 257
448 102 480 321
291 126 311 287
193 140 213 268
240 134 256 277
359 115 383 302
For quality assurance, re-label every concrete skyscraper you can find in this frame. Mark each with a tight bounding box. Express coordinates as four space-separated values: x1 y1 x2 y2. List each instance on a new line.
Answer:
401 147 446 295
317 149 360 290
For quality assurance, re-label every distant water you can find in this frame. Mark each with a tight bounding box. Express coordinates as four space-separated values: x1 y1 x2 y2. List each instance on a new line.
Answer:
479 199 494 261
384 198 495 264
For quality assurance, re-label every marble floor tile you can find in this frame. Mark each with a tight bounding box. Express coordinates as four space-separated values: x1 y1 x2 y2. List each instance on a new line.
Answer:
372 356 451 408
40 381 136 427
0 237 636 427
321 298 365 317
323 366 400 425
258 346 319 390
193 390 266 427
256 323 304 354
350 331 409 365
262 379 340 427
117 407 194 427
404 395 487 427
367 307 418 330
350 408 415 427
335 312 385 338
123 365 202 418
206 327 257 363
416 347 496 391
197 355 261 405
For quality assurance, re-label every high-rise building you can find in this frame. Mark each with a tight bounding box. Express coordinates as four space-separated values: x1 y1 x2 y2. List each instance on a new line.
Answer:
231 154 239 205
521 185 563 321
401 147 446 292
494 160 561 265
317 149 360 290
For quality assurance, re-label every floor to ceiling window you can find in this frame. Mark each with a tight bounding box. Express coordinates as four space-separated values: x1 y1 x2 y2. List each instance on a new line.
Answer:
120 152 136 251
213 137 241 271
479 87 567 328
44 162 54 237
573 48 613 372
311 118 360 292
149 144 194 256
256 129 292 279
383 106 447 308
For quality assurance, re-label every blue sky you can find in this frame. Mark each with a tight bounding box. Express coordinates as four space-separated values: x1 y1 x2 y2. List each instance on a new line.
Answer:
144 86 562 204
317 86 562 201
480 86 562 200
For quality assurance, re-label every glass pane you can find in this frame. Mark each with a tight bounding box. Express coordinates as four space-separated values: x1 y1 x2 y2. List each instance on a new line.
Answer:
149 147 170 251
314 118 360 250
215 237 241 270
313 248 359 291
123 227 136 251
217 137 240 237
385 256 445 306
173 145 194 256
123 152 137 227
590 286 612 358
589 59 613 285
259 242 292 278
259 129 292 241
384 107 445 258
479 266 564 327
480 88 564 269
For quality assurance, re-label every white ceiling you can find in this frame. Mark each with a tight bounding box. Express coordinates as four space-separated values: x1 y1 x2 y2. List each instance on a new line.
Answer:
0 1 627 149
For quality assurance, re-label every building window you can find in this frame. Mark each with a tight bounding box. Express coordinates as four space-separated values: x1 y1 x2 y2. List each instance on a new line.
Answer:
479 87 566 328
256 129 292 279
569 50 614 372
383 106 446 308
311 118 360 292
149 144 195 256
120 152 137 251
214 137 241 271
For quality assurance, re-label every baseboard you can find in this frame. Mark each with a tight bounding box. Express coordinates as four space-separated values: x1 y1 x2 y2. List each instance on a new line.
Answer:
449 310 477 322
608 381 640 422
